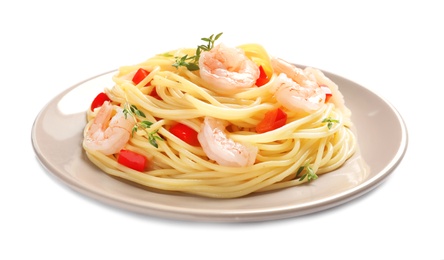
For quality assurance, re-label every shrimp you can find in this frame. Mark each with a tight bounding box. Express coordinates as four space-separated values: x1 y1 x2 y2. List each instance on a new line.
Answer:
197 117 258 167
199 43 260 95
270 57 327 113
304 67 351 117
271 73 325 112
271 57 318 89
83 101 135 155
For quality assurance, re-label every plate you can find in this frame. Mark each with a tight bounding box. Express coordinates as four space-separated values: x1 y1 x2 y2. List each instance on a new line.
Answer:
31 68 408 222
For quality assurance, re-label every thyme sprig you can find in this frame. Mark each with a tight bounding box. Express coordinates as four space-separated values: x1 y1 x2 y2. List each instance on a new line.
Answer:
322 117 340 130
123 103 164 148
296 162 318 182
172 32 223 71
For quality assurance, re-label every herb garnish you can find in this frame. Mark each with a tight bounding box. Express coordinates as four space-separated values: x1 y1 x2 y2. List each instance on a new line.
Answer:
172 32 223 71
322 117 340 130
296 163 318 182
123 103 164 148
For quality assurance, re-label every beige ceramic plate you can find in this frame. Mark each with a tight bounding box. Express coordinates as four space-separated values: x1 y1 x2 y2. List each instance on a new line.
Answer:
31 69 408 222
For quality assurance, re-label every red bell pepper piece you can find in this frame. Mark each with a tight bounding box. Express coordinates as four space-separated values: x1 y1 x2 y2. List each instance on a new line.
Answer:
149 86 162 100
169 123 200 146
90 92 111 110
255 65 269 87
320 85 332 103
132 68 150 86
117 149 147 172
256 108 287 134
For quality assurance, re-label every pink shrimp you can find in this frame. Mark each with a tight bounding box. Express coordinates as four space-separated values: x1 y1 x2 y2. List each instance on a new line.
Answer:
304 67 351 117
271 57 319 89
199 43 260 95
271 73 326 113
197 117 258 167
83 101 135 155
270 57 327 113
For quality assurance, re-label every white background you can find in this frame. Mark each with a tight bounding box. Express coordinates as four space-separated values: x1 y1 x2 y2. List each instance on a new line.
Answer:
1 1 443 259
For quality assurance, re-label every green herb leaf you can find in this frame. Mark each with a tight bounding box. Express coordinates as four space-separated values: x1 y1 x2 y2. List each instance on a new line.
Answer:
186 63 200 71
140 121 153 128
131 125 138 136
128 104 146 118
173 32 223 71
322 117 340 130
172 55 192 69
148 131 164 148
200 32 222 51
123 102 163 148
296 166 304 176
296 163 318 182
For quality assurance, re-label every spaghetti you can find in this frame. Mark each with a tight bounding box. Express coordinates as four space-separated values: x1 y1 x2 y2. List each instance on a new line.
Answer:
82 34 357 198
